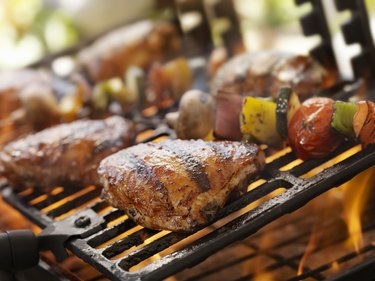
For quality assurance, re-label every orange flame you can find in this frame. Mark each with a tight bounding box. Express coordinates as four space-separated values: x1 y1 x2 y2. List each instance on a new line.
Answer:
297 225 319 275
342 166 375 253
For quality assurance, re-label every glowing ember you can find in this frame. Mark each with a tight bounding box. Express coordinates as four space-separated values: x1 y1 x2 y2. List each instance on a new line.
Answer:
331 261 340 272
302 145 361 178
294 146 375 275
136 129 154 143
265 146 291 164
142 106 158 117
253 271 274 281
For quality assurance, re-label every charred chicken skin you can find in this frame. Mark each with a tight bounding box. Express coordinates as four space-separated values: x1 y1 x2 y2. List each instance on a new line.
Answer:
99 139 265 232
211 51 336 100
0 116 134 191
77 20 182 82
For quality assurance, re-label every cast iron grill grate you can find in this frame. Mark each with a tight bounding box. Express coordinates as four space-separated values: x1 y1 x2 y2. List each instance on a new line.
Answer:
173 175 375 281
1 0 375 280
2 134 375 280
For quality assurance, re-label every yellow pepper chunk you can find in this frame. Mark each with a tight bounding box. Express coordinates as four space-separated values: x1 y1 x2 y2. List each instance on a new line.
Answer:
240 97 283 147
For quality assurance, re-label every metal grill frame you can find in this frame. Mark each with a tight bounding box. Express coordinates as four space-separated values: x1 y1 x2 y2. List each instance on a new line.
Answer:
2 0 375 280
2 142 375 281
178 196 375 281
177 184 375 281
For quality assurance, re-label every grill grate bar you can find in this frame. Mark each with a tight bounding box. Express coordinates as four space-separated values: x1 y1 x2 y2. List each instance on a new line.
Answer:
244 241 326 281
101 209 125 222
20 189 45 202
285 220 375 279
116 179 286 270
2 187 53 227
118 232 189 271
326 254 375 281
91 201 110 213
183 252 258 281
194 200 375 281
287 245 375 281
87 219 137 248
46 188 101 218
288 143 354 177
33 188 80 210
101 228 159 259
136 146 375 280
2 144 374 281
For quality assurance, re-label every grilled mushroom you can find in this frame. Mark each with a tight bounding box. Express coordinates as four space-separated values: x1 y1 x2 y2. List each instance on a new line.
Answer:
166 90 214 139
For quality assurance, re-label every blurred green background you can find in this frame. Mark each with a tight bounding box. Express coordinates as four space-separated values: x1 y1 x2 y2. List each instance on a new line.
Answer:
0 0 375 70
0 0 78 68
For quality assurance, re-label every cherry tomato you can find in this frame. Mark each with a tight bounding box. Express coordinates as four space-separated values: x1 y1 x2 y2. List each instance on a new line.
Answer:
288 97 343 160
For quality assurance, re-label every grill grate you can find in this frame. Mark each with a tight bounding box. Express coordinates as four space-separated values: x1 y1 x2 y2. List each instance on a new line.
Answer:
174 180 375 281
2 1 375 280
2 136 375 280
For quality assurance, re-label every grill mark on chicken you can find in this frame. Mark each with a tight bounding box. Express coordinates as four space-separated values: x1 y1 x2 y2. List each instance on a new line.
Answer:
0 116 134 191
207 142 231 161
99 140 265 231
161 141 211 192
212 51 336 100
124 152 168 197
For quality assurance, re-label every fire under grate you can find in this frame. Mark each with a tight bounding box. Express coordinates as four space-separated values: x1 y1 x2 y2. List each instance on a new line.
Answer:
2 136 374 281
173 168 375 281
1 1 375 280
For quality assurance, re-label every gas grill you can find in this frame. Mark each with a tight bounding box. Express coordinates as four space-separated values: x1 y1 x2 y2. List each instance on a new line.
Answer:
1 0 375 280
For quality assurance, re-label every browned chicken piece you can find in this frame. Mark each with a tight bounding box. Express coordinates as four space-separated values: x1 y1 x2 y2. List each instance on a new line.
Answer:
0 116 134 191
99 139 265 232
0 69 51 121
211 51 337 100
77 20 182 82
0 69 59 148
0 69 92 132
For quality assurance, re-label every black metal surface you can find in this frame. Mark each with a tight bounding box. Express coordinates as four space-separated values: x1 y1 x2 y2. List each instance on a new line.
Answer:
2 142 375 281
212 0 244 56
326 255 375 281
1 1 374 281
0 230 39 271
38 208 105 261
172 182 375 281
175 0 214 56
335 0 375 85
295 0 338 72
0 260 70 281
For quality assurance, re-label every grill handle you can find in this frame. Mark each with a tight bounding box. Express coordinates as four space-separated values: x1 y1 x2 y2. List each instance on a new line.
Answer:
0 230 39 271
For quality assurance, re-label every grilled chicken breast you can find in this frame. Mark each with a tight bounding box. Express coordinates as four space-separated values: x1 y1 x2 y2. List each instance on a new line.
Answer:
0 116 134 191
77 20 182 82
99 139 265 232
211 51 336 100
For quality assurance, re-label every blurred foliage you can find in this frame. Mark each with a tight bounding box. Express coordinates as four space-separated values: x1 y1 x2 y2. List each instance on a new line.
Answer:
1 0 375 68
240 0 375 28
236 0 306 29
262 0 300 27
0 0 78 69
366 0 375 12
